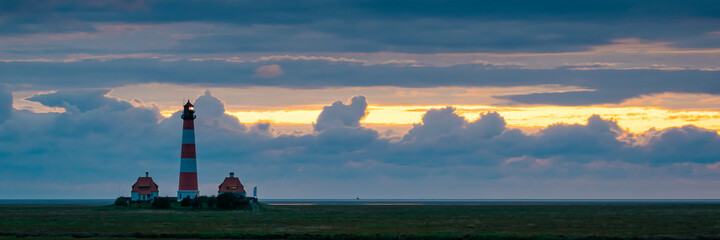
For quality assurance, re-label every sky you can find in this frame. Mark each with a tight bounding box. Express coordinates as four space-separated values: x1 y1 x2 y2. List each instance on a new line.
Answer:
1 0 720 199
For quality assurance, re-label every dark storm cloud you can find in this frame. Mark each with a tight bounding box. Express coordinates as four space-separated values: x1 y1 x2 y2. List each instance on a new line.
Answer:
4 59 720 105
1 0 719 53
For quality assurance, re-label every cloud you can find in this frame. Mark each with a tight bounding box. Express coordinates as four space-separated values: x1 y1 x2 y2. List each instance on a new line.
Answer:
314 96 368 131
0 85 11 124
257 55 366 64
193 90 227 118
531 115 626 159
253 64 283 78
27 89 133 112
467 111 506 139
2 0 720 198
639 126 720 165
4 59 720 105
162 90 247 142
169 19 717 53
2 93 720 198
403 107 466 142
1 1 719 53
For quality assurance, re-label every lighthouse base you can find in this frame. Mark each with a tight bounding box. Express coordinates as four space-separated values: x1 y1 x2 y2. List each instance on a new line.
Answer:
177 190 199 201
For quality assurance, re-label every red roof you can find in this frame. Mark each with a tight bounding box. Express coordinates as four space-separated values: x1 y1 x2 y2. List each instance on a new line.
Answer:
218 177 246 193
131 177 159 195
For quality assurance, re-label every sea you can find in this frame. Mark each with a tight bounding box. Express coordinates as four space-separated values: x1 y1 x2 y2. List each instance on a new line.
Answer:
1 199 720 206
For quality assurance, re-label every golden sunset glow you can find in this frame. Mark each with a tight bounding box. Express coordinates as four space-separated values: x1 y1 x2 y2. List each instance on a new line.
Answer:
153 105 720 134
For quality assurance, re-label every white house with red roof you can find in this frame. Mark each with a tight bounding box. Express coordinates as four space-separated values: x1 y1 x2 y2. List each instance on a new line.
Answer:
218 172 246 197
131 172 159 201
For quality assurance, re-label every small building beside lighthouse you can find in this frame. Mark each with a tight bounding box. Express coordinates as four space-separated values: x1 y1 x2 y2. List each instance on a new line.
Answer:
218 172 246 197
131 172 159 201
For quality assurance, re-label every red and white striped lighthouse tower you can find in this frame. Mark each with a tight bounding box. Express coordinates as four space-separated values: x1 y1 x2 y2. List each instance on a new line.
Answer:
178 100 199 201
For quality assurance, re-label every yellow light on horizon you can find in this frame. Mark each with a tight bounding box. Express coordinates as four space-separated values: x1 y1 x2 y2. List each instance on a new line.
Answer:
228 109 322 124
162 105 720 134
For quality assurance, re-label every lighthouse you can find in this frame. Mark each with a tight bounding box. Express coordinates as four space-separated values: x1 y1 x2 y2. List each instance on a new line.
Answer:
178 100 199 201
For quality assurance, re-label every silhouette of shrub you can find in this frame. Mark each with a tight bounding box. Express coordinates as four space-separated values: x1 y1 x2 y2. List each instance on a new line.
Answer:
216 192 238 209
207 196 217 208
180 197 194 207
196 196 210 209
151 197 171 209
216 192 250 210
114 197 130 206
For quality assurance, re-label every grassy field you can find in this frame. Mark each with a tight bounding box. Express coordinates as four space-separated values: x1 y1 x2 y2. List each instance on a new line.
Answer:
1 203 720 239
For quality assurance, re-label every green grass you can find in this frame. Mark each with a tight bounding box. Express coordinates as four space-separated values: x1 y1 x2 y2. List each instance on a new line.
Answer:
1 204 720 239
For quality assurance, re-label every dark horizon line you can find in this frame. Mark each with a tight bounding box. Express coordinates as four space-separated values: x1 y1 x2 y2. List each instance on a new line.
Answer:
2 198 720 201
